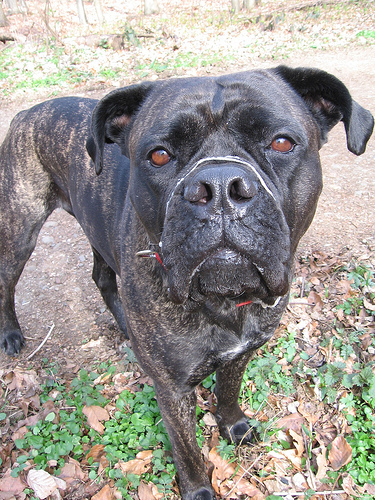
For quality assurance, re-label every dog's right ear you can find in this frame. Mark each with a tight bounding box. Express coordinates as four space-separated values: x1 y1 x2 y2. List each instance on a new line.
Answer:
86 82 154 175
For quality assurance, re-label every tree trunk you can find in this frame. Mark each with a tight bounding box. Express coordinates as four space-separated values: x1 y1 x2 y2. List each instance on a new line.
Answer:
231 0 241 14
0 3 9 27
144 0 159 15
18 0 28 13
244 0 260 9
94 0 104 25
3 0 18 14
76 0 88 25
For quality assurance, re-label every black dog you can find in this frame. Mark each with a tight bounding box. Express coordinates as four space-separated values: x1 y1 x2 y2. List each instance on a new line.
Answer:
0 66 373 499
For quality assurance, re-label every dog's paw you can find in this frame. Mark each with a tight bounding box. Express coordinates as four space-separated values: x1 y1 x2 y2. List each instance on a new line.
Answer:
184 487 216 500
220 417 253 446
1 330 25 356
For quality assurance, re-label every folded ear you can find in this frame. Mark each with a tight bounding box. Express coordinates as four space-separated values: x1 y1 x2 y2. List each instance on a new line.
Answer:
273 66 374 155
86 82 155 174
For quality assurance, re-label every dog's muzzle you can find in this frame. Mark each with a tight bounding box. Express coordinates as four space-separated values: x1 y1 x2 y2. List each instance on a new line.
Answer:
141 155 290 305
165 155 276 220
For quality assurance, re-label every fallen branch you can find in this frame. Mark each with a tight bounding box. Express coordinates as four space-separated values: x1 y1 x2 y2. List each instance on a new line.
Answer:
27 323 55 360
274 491 346 497
0 34 15 42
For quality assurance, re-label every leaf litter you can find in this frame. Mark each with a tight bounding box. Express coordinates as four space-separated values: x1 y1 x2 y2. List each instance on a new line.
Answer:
0 249 374 499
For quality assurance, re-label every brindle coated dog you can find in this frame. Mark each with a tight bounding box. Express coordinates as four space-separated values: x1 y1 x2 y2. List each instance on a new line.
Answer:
0 66 373 499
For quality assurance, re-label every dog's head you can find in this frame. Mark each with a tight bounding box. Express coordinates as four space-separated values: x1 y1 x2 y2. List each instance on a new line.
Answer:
87 67 373 307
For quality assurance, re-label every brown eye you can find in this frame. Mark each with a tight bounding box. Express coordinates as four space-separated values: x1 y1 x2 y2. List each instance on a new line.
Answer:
271 137 295 153
150 149 171 167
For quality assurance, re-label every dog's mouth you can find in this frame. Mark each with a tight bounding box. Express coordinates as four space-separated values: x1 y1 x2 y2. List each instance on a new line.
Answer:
165 248 290 307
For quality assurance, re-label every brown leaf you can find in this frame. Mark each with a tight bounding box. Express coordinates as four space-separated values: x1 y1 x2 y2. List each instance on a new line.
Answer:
116 450 153 476
342 473 365 496
4 369 39 393
308 290 323 311
315 445 328 480
146 481 163 500
59 457 86 483
328 435 352 470
27 469 63 499
235 478 265 498
276 413 305 433
11 426 28 443
85 444 106 463
365 483 375 495
136 450 154 461
83 406 109 434
289 429 304 457
209 447 237 482
0 469 27 495
91 484 114 500
363 297 375 311
138 481 157 500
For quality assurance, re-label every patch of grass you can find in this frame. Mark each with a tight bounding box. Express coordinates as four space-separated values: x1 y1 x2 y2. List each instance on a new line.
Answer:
136 51 235 77
0 43 97 95
241 333 297 412
357 30 375 39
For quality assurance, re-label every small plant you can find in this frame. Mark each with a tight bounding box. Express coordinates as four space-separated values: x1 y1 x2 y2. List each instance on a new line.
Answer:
357 30 375 39
9 363 178 498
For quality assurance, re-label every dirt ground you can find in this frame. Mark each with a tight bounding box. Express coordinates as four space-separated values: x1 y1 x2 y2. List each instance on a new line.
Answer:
0 44 374 374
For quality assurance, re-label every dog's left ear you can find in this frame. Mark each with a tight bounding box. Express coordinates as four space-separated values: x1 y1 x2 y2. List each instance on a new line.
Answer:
273 66 374 155
86 82 155 174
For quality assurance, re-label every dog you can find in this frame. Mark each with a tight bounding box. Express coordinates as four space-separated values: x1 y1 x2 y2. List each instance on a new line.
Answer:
0 66 373 499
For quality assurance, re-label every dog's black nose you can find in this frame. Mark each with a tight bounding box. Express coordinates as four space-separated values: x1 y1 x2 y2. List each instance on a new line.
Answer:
184 166 258 213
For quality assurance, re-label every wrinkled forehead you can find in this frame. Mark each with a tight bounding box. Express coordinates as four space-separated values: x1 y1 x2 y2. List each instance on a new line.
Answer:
130 70 308 146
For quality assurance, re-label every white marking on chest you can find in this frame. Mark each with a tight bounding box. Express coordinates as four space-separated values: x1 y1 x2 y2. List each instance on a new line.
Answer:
221 340 251 359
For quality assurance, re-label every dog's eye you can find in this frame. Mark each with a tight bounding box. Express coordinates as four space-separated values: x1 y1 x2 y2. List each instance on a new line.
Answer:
271 137 295 153
150 149 171 167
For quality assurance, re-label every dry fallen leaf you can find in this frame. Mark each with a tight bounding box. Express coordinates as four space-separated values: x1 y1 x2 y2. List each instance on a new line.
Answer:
209 447 264 498
59 457 87 483
276 413 305 433
91 484 114 500
289 429 304 457
363 297 375 311
3 369 39 393
342 473 365 496
328 435 352 470
235 477 265 498
315 445 328 480
0 468 27 496
83 405 110 434
138 481 158 500
11 425 28 443
116 450 153 476
85 443 106 463
27 469 66 499
308 290 323 311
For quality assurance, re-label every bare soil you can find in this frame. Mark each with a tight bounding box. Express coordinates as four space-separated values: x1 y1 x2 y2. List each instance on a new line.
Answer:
0 45 374 374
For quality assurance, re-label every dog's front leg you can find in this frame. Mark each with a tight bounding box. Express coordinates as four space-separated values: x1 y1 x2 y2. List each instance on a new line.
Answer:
215 351 253 445
154 384 216 500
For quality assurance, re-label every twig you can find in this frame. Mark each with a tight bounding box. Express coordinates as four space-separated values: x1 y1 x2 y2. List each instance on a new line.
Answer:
43 0 62 45
273 491 346 497
27 323 55 360
224 454 264 498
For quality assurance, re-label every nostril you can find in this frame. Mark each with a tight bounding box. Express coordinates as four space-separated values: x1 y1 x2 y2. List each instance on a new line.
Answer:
184 182 213 204
229 179 257 202
201 184 213 204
